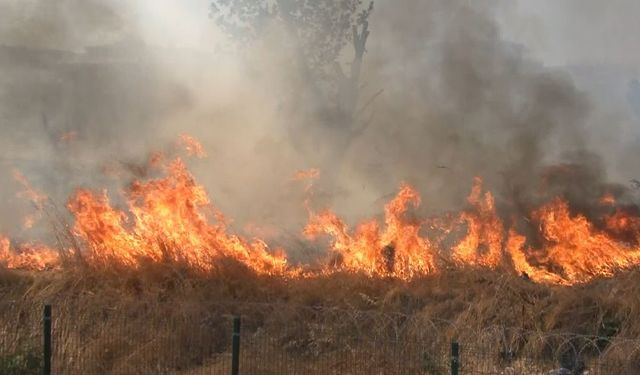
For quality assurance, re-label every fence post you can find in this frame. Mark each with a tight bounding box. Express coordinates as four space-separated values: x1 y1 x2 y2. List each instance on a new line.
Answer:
43 305 51 375
231 316 241 375
451 342 459 375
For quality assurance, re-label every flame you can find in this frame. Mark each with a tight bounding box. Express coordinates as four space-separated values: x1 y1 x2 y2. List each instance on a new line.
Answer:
177 134 207 158
452 177 503 268
4 135 640 285
532 198 640 283
12 170 49 230
293 168 321 201
13 170 48 207
3 140 288 275
604 208 640 244
305 184 437 278
507 199 640 284
67 157 288 274
307 178 640 284
293 169 320 181
0 236 59 271
22 216 36 230
599 193 616 206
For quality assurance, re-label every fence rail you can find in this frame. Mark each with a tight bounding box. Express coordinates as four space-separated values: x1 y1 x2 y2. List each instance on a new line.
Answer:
0 303 638 374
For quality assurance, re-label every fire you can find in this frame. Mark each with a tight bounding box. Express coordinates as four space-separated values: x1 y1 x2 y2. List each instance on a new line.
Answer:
305 184 437 278
600 193 616 206
67 157 288 274
507 199 640 284
505 229 564 284
452 177 503 268
0 236 59 271
13 170 48 207
23 216 36 230
541 200 640 279
4 135 640 286
3 138 287 275
68 190 142 268
305 177 640 283
293 168 321 199
12 170 47 229
293 169 320 181
604 208 640 244
177 134 207 158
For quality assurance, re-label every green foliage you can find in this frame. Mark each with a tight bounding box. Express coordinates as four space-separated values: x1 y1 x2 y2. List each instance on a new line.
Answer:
0 348 41 375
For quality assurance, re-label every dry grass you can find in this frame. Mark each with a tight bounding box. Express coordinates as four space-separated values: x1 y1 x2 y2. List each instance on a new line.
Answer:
2 260 640 373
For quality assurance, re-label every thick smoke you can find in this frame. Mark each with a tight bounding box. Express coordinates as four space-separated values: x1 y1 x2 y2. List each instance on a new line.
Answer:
0 0 636 244
344 1 618 220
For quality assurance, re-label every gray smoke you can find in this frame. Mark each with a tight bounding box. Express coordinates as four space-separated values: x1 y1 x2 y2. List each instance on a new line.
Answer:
0 0 637 244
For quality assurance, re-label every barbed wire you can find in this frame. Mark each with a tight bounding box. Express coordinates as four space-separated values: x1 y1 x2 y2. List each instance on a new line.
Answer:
0 299 638 374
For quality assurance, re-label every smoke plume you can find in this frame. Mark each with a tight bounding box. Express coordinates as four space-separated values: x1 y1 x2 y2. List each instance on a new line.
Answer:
0 0 636 246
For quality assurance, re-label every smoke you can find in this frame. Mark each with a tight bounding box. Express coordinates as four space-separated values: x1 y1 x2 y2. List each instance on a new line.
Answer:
0 0 124 49
496 0 640 68
349 2 596 214
0 0 636 244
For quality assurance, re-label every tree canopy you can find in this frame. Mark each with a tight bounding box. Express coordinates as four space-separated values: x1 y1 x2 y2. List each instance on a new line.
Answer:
211 0 374 120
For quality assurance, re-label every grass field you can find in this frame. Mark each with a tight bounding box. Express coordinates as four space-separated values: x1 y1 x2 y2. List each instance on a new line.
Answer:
2 261 640 374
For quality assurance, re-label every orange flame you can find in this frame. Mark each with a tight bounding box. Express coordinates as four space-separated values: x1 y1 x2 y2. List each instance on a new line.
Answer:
12 170 49 230
507 199 640 284
177 134 207 158
293 169 320 181
13 170 48 207
0 236 59 270
599 193 616 206
305 184 437 278
452 177 503 268
67 157 287 274
293 168 321 201
4 135 640 286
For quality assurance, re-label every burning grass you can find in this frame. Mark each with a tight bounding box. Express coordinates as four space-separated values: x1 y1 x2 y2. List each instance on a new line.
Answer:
5 144 640 285
3 135 640 371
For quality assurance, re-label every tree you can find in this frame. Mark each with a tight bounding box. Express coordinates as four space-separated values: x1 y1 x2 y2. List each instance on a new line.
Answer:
211 0 375 167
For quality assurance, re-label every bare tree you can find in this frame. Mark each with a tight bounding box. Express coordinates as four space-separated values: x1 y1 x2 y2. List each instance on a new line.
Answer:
211 0 375 166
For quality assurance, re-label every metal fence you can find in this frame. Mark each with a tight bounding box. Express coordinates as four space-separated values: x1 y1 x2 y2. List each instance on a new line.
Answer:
0 303 42 375
1 302 639 374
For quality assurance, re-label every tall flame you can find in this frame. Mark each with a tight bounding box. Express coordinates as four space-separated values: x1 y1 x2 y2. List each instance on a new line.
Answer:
452 177 503 268
4 135 640 285
67 157 288 274
305 184 437 278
